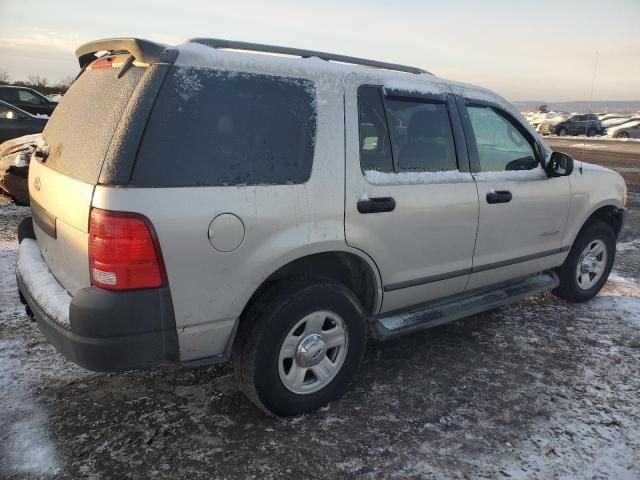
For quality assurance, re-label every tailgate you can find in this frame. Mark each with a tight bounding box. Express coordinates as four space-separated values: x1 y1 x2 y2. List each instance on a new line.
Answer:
29 160 93 295
28 55 152 295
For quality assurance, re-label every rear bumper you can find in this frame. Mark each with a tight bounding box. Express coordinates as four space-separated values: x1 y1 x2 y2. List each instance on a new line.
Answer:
16 217 179 372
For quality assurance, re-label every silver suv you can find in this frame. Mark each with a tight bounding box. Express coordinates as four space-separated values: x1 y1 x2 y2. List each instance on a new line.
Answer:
16 38 627 416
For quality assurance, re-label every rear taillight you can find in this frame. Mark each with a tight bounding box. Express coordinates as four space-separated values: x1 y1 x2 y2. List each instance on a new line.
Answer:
89 208 166 290
91 57 114 69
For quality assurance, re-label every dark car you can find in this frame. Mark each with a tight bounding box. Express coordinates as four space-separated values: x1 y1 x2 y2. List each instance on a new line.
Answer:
0 100 47 143
0 86 58 116
539 113 603 137
0 133 40 205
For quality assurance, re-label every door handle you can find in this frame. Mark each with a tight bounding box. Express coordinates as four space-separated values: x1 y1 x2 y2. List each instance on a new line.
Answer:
357 196 396 214
486 190 512 204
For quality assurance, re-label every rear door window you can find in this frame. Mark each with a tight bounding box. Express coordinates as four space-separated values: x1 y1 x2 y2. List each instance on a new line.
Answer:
132 67 317 187
18 89 44 105
385 99 457 172
357 86 393 173
357 86 458 175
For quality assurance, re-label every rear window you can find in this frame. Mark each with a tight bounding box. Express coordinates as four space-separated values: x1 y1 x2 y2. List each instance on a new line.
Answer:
42 64 145 184
132 67 317 187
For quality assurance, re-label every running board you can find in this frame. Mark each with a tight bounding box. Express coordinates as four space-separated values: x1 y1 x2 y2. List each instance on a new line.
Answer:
372 272 559 340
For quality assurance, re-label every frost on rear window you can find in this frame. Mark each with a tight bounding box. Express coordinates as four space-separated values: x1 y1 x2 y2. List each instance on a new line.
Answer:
134 66 317 187
173 67 204 102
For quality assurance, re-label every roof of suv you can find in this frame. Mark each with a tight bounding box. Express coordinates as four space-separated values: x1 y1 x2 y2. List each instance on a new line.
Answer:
74 37 522 124
76 37 429 75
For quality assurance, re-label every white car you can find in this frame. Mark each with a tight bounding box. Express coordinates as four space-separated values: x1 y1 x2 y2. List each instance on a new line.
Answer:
16 38 627 416
607 119 640 139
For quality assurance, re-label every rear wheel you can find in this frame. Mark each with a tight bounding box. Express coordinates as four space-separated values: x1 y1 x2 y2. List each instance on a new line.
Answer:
233 279 367 416
553 221 615 302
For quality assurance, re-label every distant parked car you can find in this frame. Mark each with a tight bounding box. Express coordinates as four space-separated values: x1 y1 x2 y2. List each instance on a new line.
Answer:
0 86 58 116
0 100 47 143
539 114 602 136
607 120 640 139
602 116 632 130
598 113 627 121
0 133 39 205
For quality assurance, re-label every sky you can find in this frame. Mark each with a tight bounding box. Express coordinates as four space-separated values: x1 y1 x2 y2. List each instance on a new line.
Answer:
0 0 638 101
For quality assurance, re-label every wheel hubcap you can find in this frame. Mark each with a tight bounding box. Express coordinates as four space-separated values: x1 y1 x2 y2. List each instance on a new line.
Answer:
295 333 327 367
576 239 607 290
278 310 348 395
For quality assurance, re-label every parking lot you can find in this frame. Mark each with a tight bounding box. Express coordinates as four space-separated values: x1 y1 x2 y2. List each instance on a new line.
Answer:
2 155 640 479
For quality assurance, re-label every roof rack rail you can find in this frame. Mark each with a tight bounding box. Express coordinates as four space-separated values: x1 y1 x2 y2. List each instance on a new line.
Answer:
189 38 430 75
75 38 177 68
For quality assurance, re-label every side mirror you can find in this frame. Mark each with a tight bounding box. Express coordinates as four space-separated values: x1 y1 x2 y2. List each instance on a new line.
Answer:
547 151 574 177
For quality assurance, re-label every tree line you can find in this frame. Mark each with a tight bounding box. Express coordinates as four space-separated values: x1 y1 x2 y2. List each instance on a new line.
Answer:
0 69 73 96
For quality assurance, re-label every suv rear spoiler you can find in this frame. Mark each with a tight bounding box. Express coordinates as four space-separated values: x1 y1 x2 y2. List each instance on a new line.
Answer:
75 38 178 68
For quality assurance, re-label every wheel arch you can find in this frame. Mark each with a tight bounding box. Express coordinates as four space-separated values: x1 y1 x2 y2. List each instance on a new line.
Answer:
575 204 624 242
239 249 383 324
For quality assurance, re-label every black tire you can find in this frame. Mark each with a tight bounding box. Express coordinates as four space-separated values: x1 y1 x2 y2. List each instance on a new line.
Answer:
553 221 616 302
557 127 567 136
233 278 367 416
587 128 596 137
616 131 629 139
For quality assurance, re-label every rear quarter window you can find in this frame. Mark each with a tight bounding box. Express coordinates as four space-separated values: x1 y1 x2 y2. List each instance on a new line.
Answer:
132 67 317 187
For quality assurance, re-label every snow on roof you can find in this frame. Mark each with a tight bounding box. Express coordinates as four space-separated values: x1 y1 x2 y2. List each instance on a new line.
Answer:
175 42 499 103
175 41 428 80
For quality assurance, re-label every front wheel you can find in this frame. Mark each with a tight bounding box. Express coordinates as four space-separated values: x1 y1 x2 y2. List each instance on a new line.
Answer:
553 221 616 302
557 127 567 136
587 128 596 137
616 131 629 139
233 279 367 416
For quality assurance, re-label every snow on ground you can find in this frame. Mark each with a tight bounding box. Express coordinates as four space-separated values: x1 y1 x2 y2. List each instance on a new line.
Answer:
1 195 639 479
547 134 640 143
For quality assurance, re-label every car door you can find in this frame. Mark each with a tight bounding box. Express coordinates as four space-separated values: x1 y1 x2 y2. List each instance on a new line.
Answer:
458 99 571 290
575 115 589 135
0 103 32 142
345 82 479 313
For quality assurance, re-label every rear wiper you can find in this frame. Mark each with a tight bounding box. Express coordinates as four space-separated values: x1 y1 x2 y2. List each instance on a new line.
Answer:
117 55 135 79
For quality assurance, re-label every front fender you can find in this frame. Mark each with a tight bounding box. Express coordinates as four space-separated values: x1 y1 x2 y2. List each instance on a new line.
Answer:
563 163 625 248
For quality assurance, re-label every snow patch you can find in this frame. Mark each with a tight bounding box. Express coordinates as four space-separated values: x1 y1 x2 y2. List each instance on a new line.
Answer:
617 239 640 253
364 169 472 185
173 66 204 102
16 239 71 328
382 79 446 97
544 133 640 143
0 340 62 477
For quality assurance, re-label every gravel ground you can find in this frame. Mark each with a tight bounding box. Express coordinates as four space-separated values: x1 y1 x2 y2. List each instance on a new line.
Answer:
1 189 639 479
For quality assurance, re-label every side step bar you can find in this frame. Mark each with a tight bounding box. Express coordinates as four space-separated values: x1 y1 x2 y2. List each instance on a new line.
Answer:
372 272 559 340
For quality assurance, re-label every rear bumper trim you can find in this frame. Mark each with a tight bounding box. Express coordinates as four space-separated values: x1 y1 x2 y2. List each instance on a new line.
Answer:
16 218 179 372
16 237 71 327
